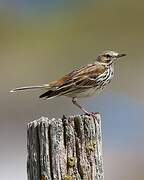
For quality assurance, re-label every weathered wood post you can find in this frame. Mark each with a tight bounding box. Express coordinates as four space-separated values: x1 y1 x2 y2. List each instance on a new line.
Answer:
27 114 104 180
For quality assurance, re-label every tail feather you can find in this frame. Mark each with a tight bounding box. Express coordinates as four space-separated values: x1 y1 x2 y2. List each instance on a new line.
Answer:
10 84 49 92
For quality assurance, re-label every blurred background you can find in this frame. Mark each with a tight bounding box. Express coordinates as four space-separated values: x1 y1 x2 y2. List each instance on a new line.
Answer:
0 0 144 179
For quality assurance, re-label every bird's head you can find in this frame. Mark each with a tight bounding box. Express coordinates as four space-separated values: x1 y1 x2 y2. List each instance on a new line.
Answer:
96 50 126 65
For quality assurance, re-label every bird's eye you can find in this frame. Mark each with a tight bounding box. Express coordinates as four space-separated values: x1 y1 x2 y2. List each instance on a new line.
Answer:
105 54 111 58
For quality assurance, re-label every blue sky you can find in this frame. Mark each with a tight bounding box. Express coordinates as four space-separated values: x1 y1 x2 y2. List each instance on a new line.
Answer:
87 93 144 151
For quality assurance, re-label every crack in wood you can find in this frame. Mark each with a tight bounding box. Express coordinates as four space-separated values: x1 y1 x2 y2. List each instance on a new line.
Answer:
27 114 104 180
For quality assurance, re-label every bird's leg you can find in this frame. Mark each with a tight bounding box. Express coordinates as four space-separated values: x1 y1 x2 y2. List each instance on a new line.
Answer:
72 97 90 115
72 97 99 118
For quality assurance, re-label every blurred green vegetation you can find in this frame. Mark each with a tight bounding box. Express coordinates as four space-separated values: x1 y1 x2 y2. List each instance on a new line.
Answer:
0 1 144 100
0 1 144 51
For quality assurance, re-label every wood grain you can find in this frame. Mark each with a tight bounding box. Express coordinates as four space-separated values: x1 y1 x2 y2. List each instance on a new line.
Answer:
27 114 104 180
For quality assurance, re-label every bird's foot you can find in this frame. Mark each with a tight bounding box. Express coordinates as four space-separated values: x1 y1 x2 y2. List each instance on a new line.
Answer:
91 112 100 115
72 97 99 119
85 112 100 118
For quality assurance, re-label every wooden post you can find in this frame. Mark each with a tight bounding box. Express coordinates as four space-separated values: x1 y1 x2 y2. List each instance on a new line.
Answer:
27 114 104 180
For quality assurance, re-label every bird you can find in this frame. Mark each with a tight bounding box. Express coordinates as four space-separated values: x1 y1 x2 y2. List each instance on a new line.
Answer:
10 50 126 115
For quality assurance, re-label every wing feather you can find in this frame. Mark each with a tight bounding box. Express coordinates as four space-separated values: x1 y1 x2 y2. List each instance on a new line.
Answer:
39 62 106 98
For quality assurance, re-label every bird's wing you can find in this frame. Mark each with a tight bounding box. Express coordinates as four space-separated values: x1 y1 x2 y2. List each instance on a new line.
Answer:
39 63 106 98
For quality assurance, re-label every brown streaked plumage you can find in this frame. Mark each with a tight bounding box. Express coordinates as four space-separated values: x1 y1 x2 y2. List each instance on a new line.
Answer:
10 50 126 114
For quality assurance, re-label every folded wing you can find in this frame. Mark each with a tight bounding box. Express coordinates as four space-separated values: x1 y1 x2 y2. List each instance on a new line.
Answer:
39 62 106 99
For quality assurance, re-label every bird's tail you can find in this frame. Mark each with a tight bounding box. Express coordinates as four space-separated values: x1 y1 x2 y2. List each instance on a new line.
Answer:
10 84 49 92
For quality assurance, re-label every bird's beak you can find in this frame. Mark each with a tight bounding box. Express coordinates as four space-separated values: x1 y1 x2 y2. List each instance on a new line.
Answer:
117 53 127 58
